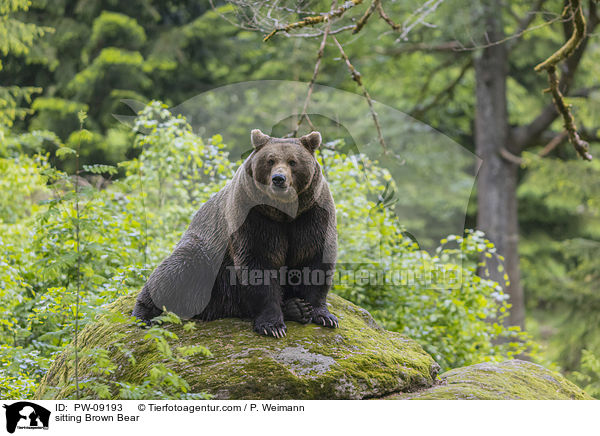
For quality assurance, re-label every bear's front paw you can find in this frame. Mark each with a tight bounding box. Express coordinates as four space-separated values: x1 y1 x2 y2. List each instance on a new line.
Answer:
312 307 338 328
254 318 287 338
282 298 313 324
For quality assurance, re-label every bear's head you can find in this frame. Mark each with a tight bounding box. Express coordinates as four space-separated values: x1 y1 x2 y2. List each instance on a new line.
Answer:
247 129 322 204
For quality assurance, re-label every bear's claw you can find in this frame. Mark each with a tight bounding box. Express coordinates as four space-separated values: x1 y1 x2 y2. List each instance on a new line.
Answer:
312 309 338 329
254 319 287 338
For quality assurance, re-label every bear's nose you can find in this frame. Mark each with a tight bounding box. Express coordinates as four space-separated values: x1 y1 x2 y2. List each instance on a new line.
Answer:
272 173 286 187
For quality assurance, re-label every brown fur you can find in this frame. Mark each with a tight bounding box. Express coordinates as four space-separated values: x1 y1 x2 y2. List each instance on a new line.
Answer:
132 130 338 337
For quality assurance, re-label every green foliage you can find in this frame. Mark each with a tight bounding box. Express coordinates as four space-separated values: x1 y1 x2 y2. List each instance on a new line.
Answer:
0 104 234 399
0 104 533 398
519 153 600 373
0 0 51 128
571 350 600 399
1 1 279 165
324 149 531 370
64 311 212 400
84 11 147 63
29 97 89 140
0 85 42 128
67 48 150 103
0 344 48 399
0 0 49 58
0 153 49 223
0 0 597 398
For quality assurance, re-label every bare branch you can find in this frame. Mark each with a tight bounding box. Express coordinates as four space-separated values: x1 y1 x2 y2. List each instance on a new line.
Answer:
454 12 566 52
535 2 586 71
539 131 568 156
537 124 600 157
514 0 599 151
353 0 380 34
378 41 463 55
376 2 400 30
500 147 524 165
507 0 549 50
287 24 355 38
534 0 592 160
410 58 472 118
289 3 336 138
382 3 560 56
394 0 444 42
376 0 444 41
263 0 365 42
331 35 387 153
545 65 592 160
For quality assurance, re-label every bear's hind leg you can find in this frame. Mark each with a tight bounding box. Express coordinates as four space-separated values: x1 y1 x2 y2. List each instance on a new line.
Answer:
132 286 163 325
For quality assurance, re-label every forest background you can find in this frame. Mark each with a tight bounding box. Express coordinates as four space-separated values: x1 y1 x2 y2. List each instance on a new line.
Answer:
1 0 599 399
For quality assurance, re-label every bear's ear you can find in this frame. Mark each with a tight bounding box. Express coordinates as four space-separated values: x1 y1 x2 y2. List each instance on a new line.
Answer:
251 129 270 150
299 131 322 153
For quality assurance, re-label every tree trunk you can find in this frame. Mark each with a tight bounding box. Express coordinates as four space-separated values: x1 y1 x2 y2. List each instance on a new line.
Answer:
473 1 525 329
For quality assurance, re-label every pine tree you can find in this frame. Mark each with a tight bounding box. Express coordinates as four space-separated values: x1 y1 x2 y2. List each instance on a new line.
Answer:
0 0 51 129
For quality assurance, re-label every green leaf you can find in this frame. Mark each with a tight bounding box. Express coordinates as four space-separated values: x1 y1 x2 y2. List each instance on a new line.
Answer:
77 110 87 124
55 147 76 158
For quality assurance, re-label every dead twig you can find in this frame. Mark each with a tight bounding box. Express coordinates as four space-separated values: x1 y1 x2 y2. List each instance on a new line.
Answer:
500 147 524 165
546 66 592 160
376 2 400 30
377 0 444 41
539 131 568 156
290 2 336 137
353 0 380 34
331 35 387 153
410 58 472 118
263 0 364 41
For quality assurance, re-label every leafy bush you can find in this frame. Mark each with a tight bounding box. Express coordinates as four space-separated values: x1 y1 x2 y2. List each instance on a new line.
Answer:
0 103 232 399
60 311 212 400
571 350 600 399
324 148 530 370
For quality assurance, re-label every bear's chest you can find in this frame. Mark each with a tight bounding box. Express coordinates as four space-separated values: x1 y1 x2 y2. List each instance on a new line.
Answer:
238 205 330 268
284 206 329 266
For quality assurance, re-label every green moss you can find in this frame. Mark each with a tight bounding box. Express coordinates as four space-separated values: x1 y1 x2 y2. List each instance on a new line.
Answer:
35 295 591 400
389 360 593 400
35 293 439 400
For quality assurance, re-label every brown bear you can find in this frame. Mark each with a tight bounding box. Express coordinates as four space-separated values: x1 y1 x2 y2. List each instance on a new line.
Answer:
132 129 338 337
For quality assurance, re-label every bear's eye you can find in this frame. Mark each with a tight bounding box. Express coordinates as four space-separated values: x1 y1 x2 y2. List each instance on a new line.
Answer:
289 160 296 167
268 159 275 166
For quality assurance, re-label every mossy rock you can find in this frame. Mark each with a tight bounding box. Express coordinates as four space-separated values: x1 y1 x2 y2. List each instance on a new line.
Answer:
389 360 593 400
35 293 439 400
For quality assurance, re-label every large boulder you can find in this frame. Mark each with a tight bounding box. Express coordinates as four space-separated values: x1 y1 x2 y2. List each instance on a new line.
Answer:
35 293 592 400
35 293 440 400
390 360 593 400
